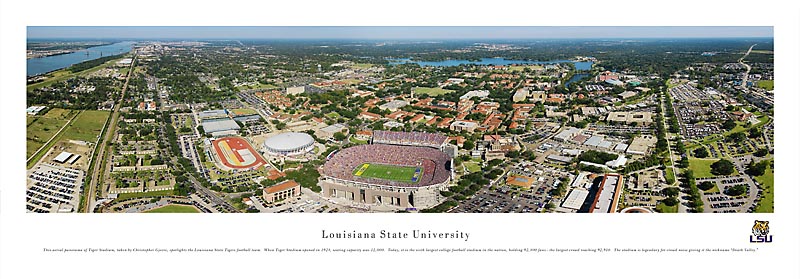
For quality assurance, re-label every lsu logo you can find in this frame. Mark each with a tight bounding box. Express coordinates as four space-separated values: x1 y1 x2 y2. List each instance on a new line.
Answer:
750 220 772 243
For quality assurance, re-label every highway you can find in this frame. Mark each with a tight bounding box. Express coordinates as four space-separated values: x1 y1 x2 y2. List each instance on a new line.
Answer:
738 44 757 89
83 56 136 212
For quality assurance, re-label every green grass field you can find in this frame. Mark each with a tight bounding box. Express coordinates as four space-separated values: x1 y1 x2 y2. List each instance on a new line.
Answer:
688 158 739 178
235 82 278 91
508 65 544 72
144 204 200 213
349 136 369 145
339 79 362 85
413 87 454 96
754 161 774 213
464 159 482 173
184 116 193 129
665 167 676 184
43 108 78 120
117 189 176 200
353 163 421 183
351 63 374 69
231 108 258 115
656 202 678 213
26 108 82 159
62 110 110 142
756 80 774 90
27 117 70 158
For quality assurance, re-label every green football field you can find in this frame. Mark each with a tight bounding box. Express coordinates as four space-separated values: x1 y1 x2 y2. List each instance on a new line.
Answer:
353 163 422 183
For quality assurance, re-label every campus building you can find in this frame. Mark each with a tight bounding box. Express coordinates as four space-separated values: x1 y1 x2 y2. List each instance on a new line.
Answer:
263 180 300 203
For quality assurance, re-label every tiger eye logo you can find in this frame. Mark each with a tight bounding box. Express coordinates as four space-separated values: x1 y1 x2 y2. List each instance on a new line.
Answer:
752 220 769 237
750 220 772 243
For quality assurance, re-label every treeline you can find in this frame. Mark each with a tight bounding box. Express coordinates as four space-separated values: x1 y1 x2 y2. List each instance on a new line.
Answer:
68 54 126 73
682 170 704 212
420 200 458 213
271 161 322 193
577 150 618 165
28 76 118 109
663 91 680 133
161 111 200 196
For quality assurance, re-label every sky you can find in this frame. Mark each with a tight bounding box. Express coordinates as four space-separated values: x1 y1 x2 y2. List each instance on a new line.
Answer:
27 26 774 40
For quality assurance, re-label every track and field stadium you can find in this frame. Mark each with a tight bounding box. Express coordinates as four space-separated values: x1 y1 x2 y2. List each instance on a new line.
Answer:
212 137 267 170
319 143 452 209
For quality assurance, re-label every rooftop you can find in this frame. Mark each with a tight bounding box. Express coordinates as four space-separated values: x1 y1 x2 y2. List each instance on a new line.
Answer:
265 180 299 194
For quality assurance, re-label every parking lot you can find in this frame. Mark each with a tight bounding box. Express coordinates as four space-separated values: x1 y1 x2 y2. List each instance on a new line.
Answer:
453 184 554 213
669 84 728 139
697 175 757 213
26 163 84 213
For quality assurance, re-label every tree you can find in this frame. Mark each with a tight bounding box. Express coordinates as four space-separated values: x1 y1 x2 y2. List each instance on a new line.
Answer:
724 184 747 196
693 147 709 158
745 160 769 176
722 119 737 130
661 187 680 197
710 159 735 176
577 150 618 164
698 181 715 191
753 148 768 157
487 159 503 168
727 132 746 143
662 196 679 206
333 132 347 141
748 128 761 139
462 140 475 150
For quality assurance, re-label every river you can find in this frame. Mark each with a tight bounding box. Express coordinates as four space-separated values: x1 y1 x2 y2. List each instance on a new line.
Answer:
27 41 135 77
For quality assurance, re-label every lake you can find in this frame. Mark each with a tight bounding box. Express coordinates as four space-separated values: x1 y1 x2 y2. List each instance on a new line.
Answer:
565 73 590 87
389 57 593 70
27 41 135 77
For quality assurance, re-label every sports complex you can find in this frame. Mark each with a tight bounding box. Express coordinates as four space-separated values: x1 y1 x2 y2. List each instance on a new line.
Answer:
319 131 452 209
212 137 267 170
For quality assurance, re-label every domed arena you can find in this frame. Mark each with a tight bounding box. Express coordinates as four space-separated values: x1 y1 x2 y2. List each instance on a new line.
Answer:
262 132 315 156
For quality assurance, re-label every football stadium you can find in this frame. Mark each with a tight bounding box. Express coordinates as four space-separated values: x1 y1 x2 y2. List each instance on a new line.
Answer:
319 131 452 209
212 137 267 170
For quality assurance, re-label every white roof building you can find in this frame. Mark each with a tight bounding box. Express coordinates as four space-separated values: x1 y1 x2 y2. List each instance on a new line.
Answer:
201 118 240 134
584 135 613 149
460 90 490 100
605 155 628 168
53 152 74 164
562 188 590 210
378 100 409 112
554 127 581 142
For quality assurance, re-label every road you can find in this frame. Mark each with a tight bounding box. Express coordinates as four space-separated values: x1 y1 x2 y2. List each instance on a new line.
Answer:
187 172 238 213
161 134 237 212
84 56 136 212
738 44 757 89
154 107 237 212
661 83 688 213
